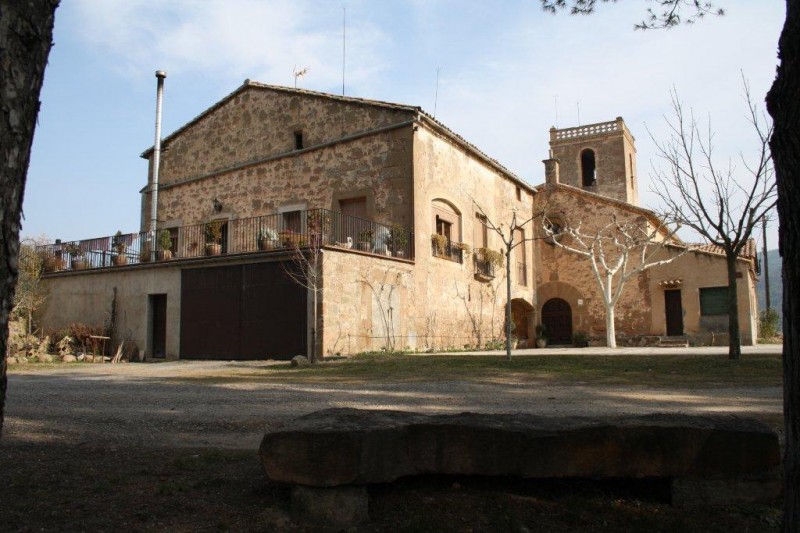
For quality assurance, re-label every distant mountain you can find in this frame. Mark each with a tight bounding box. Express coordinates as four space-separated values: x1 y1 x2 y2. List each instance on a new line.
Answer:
756 248 782 326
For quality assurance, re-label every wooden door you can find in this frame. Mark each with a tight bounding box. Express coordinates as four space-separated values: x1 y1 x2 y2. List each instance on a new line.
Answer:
664 289 684 336
150 294 167 358
542 298 572 344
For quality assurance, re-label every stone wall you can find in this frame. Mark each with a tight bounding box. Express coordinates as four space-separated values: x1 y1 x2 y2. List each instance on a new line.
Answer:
549 118 639 206
147 84 415 187
148 126 414 233
531 185 758 345
532 186 655 340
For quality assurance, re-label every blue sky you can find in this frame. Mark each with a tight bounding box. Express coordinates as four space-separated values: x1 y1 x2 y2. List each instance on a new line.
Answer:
25 0 784 248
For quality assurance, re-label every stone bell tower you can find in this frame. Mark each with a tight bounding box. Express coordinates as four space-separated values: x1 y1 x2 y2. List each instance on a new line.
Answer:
546 116 639 206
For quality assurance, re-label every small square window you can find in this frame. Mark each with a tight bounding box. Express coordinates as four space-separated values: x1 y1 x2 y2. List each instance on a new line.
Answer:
294 131 304 150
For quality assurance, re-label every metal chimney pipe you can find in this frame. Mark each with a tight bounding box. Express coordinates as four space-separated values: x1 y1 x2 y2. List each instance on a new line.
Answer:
150 70 167 242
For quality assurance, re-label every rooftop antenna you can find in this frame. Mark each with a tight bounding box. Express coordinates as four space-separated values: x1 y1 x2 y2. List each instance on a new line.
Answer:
576 101 581 126
342 5 346 96
293 65 310 88
433 67 441 118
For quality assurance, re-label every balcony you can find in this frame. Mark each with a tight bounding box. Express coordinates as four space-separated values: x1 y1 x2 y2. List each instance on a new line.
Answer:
431 236 466 264
36 209 414 273
473 248 502 281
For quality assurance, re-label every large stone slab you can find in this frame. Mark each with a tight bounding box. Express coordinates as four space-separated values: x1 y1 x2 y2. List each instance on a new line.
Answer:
259 408 780 489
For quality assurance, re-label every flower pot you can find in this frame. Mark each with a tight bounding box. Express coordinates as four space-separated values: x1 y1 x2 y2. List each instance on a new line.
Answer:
157 250 173 260
112 255 128 266
71 259 88 270
258 238 277 251
536 338 548 349
358 241 371 252
205 243 222 256
395 250 406 258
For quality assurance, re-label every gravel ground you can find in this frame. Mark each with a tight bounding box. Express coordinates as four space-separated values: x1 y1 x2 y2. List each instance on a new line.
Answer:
4 357 783 450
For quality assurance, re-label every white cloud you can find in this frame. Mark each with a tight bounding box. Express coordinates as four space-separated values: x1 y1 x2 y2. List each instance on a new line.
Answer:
71 0 389 91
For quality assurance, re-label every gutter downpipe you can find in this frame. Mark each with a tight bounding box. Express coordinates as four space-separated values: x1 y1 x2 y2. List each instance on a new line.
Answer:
150 70 167 260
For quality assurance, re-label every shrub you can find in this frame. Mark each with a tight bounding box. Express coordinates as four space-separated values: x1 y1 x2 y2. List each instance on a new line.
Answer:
759 308 781 339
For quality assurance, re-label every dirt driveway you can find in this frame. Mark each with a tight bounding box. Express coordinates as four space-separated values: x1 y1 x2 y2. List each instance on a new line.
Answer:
4 358 783 450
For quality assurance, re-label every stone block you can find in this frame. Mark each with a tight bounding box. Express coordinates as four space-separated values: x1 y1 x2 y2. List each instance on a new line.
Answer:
260 409 780 506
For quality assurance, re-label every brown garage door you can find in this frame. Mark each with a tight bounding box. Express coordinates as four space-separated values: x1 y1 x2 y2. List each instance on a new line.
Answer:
180 262 307 360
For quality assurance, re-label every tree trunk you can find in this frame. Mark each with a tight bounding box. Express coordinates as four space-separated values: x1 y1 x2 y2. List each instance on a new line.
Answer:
606 305 616 348
605 274 616 348
0 0 59 439
725 255 742 360
766 1 800 529
505 248 512 360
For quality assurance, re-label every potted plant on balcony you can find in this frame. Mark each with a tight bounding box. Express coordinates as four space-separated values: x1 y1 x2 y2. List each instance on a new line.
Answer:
158 229 173 260
431 233 447 257
535 324 548 349
205 221 224 256
453 242 471 258
387 227 409 257
357 228 374 252
258 227 279 251
64 242 87 270
307 210 332 247
111 231 128 266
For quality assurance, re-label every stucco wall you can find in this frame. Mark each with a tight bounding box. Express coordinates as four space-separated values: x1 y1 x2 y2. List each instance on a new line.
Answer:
321 249 415 355
649 249 758 345
39 265 182 359
410 125 536 348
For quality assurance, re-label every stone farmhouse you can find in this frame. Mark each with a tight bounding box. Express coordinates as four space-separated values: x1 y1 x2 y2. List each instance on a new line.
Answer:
37 82 759 360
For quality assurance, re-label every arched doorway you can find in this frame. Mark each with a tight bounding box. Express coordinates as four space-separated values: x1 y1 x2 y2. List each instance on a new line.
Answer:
541 298 572 344
510 298 534 343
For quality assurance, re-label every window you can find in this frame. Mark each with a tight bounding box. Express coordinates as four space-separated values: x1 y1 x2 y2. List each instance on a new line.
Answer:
629 153 635 188
431 200 461 242
476 213 488 249
283 210 301 233
436 218 452 241
516 186 522 201
581 149 596 187
699 287 729 316
515 228 527 286
294 131 304 150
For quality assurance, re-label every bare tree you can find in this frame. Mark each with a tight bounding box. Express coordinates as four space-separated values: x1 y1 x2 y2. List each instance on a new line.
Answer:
472 203 546 359
282 243 326 363
543 212 685 348
1 0 59 438
650 84 776 360
12 240 48 335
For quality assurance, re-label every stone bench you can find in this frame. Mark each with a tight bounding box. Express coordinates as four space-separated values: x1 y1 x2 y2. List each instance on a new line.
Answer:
259 408 781 528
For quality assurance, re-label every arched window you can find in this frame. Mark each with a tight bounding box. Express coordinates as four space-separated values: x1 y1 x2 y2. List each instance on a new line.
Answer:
581 149 596 187
431 199 461 242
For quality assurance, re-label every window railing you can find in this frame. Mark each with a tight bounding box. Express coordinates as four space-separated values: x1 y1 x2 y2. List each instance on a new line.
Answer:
36 208 414 273
431 238 464 264
474 249 498 279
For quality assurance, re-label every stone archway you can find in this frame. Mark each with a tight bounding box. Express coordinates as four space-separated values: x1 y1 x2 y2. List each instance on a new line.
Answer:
541 298 573 344
510 298 534 343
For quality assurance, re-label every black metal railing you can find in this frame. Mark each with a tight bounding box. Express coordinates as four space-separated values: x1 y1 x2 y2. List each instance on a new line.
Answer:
36 208 414 273
474 249 498 279
431 237 464 264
